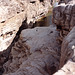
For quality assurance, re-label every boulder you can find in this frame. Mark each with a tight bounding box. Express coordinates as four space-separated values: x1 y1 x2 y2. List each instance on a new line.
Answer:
3 26 60 75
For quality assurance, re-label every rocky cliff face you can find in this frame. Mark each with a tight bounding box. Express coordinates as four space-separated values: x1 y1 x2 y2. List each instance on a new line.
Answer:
53 0 75 74
0 0 52 74
54 26 75 75
53 0 75 38
0 0 75 75
0 0 51 52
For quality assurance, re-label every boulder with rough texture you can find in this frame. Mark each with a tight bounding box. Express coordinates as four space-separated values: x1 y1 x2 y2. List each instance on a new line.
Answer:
60 26 75 68
53 0 75 37
54 60 75 75
54 26 75 75
0 0 51 52
3 26 60 75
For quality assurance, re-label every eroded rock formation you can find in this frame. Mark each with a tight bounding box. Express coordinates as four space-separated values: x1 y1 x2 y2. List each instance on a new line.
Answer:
0 0 75 75
53 0 75 38
54 26 75 75
3 26 60 75
0 0 51 52
52 0 75 74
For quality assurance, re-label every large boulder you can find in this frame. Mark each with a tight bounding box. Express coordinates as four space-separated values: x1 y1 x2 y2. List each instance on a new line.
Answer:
0 0 51 52
3 26 60 75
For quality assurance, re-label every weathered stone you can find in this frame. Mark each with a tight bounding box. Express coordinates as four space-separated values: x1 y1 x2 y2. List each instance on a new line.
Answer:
3 26 60 75
54 27 75 75
53 0 75 37
60 26 75 68
52 0 75 74
54 60 75 75
0 0 51 52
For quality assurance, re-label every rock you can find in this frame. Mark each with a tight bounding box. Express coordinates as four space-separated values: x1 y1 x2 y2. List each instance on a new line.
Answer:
3 26 60 75
59 0 75 4
0 0 51 52
54 26 75 75
53 25 75 75
54 60 75 75
59 26 75 68
52 0 75 37
52 1 75 74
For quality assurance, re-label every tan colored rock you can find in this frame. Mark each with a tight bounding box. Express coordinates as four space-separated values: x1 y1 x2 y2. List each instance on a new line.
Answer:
3 26 60 75
54 60 75 75
0 0 51 51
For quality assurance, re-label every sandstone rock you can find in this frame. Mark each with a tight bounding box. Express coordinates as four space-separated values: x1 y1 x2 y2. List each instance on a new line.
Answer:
0 0 51 52
60 26 75 68
54 26 75 75
3 26 60 75
53 0 75 37
53 27 75 75
54 60 75 75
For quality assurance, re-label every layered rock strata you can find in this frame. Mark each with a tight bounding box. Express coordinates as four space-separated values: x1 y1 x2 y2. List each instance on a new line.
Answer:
53 0 75 74
3 26 60 75
54 26 75 75
53 0 75 39
0 0 51 52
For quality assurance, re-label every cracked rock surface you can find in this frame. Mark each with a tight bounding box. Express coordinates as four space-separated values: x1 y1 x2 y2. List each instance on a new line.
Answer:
3 26 60 75
52 0 75 74
53 0 75 38
0 0 51 52
54 26 75 75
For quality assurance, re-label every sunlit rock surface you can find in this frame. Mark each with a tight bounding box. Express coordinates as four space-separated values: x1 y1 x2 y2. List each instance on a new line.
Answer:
3 26 60 75
0 0 51 52
54 60 75 75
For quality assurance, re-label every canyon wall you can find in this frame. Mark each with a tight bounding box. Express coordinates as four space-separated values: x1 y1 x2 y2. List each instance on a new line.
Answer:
0 0 75 75
53 0 75 38
0 0 51 52
53 0 75 74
